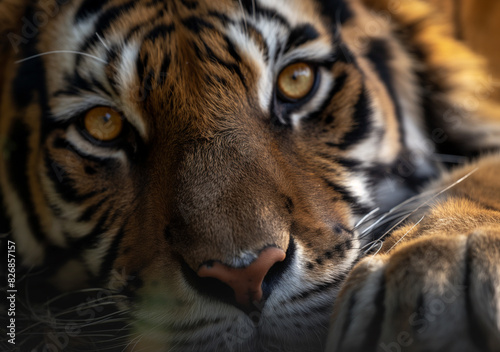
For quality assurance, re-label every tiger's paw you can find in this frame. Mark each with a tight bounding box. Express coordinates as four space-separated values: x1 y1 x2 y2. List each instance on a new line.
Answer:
326 227 500 352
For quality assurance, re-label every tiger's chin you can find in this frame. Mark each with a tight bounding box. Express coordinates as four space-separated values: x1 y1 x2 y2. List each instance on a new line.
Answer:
125 249 342 352
129 293 331 352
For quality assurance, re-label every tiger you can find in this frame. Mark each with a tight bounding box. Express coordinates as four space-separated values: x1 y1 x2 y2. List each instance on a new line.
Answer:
1 0 500 351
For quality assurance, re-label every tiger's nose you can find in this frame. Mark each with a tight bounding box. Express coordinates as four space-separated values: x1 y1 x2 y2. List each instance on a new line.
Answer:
197 247 286 307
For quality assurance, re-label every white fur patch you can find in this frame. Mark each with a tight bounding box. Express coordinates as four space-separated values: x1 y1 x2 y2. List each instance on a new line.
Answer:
65 126 128 165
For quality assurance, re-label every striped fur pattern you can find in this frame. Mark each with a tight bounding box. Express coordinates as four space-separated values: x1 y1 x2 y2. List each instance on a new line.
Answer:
0 0 500 351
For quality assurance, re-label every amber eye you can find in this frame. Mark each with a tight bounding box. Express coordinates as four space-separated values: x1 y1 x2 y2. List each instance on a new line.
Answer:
83 107 123 142
277 62 315 101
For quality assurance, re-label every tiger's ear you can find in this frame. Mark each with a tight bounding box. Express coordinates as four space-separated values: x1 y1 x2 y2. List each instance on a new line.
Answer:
364 0 500 156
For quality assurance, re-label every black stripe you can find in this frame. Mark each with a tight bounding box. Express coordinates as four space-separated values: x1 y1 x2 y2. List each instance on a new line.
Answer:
91 76 113 97
464 237 491 351
336 293 357 351
180 0 198 10
45 155 101 203
76 0 138 65
75 0 110 22
302 72 339 123
98 224 127 280
337 43 356 64
246 22 270 63
125 22 148 42
143 23 175 43
168 317 225 333
287 273 346 303
7 120 46 243
12 46 47 109
142 68 156 101
0 187 11 234
136 52 149 88
181 16 214 33
206 11 232 25
322 177 370 214
284 24 319 53
329 71 348 99
316 0 353 25
145 0 168 8
223 35 242 64
337 87 372 150
136 24 175 86
365 39 405 144
73 207 112 248
242 2 291 29
78 196 110 222
411 293 428 335
104 44 123 96
336 157 362 169
365 152 435 193
92 0 138 34
158 55 171 85
202 42 248 91
316 153 362 170
358 276 386 350
62 71 93 95
303 303 337 318
8 10 57 245
314 72 348 127
123 2 172 42
73 0 103 21
56 70 114 101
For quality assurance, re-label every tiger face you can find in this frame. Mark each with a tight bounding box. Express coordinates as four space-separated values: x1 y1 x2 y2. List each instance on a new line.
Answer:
1 0 491 351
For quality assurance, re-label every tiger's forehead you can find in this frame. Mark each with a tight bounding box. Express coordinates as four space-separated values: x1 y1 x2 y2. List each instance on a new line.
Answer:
38 0 334 139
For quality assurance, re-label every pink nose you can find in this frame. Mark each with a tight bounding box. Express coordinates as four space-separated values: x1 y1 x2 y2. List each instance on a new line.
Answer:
197 247 286 307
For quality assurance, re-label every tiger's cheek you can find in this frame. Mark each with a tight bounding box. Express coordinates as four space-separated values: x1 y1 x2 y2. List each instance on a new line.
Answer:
40 130 136 226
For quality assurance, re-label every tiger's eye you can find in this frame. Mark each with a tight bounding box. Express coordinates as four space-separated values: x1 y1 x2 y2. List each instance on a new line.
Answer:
277 62 315 101
83 107 123 141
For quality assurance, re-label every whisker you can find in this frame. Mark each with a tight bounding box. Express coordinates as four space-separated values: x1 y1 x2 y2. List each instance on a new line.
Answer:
124 330 145 352
15 51 108 64
39 288 119 306
357 167 479 252
354 207 380 228
356 191 430 235
362 239 383 254
386 215 426 253
16 307 128 335
96 32 111 52
379 168 478 237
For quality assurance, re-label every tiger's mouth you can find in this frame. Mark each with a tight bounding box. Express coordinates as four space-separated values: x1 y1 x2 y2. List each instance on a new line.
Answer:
180 238 296 314
129 234 347 352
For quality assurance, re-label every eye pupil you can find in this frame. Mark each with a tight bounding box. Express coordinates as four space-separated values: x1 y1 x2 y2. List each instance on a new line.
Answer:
102 113 112 123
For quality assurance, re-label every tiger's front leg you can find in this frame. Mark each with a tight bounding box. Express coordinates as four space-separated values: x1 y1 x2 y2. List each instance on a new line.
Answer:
326 154 500 352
